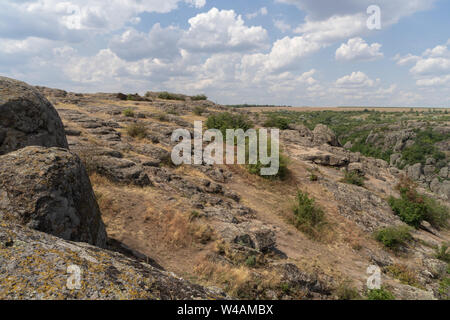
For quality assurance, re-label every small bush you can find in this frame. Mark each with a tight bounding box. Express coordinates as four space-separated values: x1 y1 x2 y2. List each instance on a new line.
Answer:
367 288 395 300
389 178 449 228
374 226 412 251
385 264 420 287
335 281 361 300
388 196 425 228
435 243 450 263
167 108 179 115
342 171 365 187
205 112 253 137
117 93 127 100
438 277 450 299
126 123 148 139
422 196 449 229
247 153 289 181
122 108 135 117
193 106 207 116
126 93 144 101
158 91 185 101
292 191 327 239
154 112 169 122
191 94 207 101
245 255 257 267
78 149 98 176
263 115 290 130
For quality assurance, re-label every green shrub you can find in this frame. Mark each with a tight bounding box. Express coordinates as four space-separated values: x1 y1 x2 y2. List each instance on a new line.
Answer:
367 288 395 300
389 179 449 228
126 123 148 139
388 196 425 228
435 244 450 263
245 255 257 267
292 191 326 239
422 196 449 229
191 94 207 101
342 171 365 187
263 115 290 130
247 153 289 180
193 106 206 116
205 112 253 137
374 226 412 251
335 281 361 300
158 91 185 101
122 108 135 117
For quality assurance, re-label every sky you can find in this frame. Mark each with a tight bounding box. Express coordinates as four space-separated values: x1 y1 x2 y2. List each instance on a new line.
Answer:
1 0 449 107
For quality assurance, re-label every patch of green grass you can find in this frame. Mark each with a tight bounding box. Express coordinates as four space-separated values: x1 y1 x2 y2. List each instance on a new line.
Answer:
292 191 327 240
374 226 413 251
367 287 395 300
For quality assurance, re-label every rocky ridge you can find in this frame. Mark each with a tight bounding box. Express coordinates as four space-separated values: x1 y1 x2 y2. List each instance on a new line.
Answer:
0 77 448 300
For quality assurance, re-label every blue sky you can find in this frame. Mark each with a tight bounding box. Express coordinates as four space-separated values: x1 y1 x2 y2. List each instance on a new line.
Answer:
1 0 449 107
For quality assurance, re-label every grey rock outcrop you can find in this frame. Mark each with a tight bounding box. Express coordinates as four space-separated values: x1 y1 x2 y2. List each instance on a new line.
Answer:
0 146 107 247
0 222 225 300
0 77 68 155
313 124 341 147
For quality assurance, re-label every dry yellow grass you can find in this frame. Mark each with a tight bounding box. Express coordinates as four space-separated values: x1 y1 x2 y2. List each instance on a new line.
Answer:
194 258 282 299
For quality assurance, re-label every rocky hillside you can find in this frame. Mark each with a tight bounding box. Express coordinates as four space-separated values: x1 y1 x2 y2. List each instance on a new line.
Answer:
259 109 449 201
1 76 449 300
0 77 224 300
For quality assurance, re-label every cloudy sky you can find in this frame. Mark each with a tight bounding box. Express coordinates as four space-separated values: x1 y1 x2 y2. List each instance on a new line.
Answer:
1 0 449 107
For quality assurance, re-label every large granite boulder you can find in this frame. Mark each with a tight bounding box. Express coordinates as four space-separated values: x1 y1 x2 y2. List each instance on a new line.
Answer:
313 124 341 147
0 76 68 155
0 146 107 247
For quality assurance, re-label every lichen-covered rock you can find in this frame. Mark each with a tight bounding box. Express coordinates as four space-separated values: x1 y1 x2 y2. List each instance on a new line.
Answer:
0 222 225 300
0 146 107 247
0 77 68 155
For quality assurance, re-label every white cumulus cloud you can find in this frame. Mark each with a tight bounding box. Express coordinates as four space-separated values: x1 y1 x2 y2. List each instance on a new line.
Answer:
336 37 383 61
